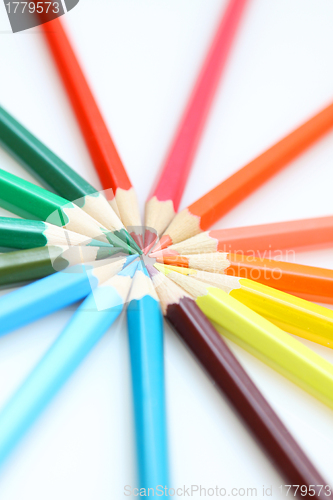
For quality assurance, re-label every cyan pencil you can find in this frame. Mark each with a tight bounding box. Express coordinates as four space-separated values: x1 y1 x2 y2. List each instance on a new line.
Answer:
0 255 137 337
0 261 138 467
126 262 169 491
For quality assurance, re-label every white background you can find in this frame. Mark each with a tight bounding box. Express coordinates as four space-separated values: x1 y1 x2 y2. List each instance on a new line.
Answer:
0 0 333 498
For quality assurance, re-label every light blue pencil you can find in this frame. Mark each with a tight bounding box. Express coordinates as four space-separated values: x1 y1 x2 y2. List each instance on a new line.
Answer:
0 254 137 336
0 260 138 467
126 261 169 491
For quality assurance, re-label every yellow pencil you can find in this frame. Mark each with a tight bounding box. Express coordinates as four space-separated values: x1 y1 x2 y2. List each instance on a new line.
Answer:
155 264 333 348
154 264 333 410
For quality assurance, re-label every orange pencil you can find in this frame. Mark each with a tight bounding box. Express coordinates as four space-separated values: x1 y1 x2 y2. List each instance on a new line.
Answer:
41 18 143 247
153 101 333 251
154 253 333 304
150 215 333 258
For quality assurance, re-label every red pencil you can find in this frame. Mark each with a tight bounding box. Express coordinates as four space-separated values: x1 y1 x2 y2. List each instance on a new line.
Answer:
144 0 249 251
41 18 143 247
150 215 333 258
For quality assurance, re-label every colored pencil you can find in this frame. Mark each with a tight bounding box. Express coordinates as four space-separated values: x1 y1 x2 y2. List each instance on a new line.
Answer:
154 101 333 251
0 168 136 254
154 252 333 304
144 0 249 250
155 264 333 348
156 267 333 410
0 217 112 251
147 265 330 492
41 18 143 247
126 262 168 491
0 106 141 254
0 244 124 288
0 261 138 467
0 255 137 337
150 215 333 257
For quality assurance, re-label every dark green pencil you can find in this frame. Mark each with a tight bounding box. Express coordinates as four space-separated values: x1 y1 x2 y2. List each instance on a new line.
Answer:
0 245 124 287
0 168 137 254
0 217 112 251
0 106 142 254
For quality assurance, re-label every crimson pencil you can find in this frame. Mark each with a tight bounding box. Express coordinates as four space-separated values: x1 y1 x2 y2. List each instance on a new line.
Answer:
41 18 143 247
150 215 333 257
147 265 331 497
144 0 249 250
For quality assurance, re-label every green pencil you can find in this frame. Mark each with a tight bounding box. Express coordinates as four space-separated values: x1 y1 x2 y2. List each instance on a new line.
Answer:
0 245 124 287
0 168 136 254
0 217 111 251
0 106 142 254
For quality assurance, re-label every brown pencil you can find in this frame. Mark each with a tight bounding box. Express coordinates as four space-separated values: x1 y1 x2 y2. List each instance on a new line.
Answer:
146 264 331 497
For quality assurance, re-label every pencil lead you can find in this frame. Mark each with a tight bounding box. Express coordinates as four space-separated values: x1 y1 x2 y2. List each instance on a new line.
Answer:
149 249 178 259
151 235 173 253
146 263 159 278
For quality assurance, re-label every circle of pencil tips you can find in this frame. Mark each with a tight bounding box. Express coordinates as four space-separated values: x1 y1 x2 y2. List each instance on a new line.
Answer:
1 3 333 496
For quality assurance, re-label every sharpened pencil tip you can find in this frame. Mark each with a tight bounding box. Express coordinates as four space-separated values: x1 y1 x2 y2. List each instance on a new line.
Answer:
88 238 113 248
143 229 158 254
151 234 173 253
129 231 144 252
149 249 177 259
146 263 159 278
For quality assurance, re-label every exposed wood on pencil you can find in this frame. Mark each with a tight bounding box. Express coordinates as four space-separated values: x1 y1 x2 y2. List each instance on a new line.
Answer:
154 252 333 304
150 215 333 257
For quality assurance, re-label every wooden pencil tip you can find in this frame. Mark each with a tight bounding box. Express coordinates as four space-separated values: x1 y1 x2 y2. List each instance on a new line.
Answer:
154 263 170 275
143 229 158 254
146 263 159 278
129 231 144 252
149 249 178 259
152 234 173 253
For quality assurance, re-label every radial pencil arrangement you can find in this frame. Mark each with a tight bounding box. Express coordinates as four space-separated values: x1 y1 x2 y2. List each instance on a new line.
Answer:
0 1 333 498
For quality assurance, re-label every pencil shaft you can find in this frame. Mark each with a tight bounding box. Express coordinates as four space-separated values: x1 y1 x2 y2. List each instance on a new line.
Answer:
166 297 328 490
41 20 131 193
0 105 96 201
196 288 333 409
127 294 168 490
225 253 333 304
148 0 248 208
0 266 95 336
191 102 333 230
0 218 48 250
208 216 333 254
231 278 333 348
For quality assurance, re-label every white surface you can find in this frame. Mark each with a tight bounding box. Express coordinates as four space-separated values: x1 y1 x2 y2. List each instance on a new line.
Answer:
0 0 333 498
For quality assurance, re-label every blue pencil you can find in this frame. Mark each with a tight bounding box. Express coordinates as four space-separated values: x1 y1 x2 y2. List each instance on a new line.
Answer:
0 254 137 336
0 260 138 467
126 261 169 491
